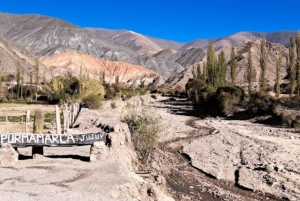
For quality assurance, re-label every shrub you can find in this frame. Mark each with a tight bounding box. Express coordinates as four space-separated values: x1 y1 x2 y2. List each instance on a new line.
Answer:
43 76 79 103
294 120 300 131
249 92 276 115
78 79 105 100
34 109 44 134
110 102 117 109
121 107 162 164
216 85 245 115
82 94 103 109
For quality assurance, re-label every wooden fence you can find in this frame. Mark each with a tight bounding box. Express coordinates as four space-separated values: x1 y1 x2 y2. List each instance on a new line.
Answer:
0 102 81 134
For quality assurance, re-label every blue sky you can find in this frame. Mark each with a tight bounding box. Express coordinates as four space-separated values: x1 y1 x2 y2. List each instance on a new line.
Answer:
0 0 299 42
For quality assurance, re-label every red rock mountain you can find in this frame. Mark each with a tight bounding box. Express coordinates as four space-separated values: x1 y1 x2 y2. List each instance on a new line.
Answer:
41 52 163 86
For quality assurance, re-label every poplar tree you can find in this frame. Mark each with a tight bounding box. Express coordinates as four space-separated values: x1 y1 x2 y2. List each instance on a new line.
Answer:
16 61 21 99
20 65 24 99
197 63 202 79
34 59 40 100
202 61 207 82
260 40 267 92
216 50 227 87
0 75 2 98
275 52 282 97
30 73 33 101
289 36 296 96
230 47 237 84
247 48 253 94
2 67 7 99
102 71 106 84
296 33 300 94
206 42 217 87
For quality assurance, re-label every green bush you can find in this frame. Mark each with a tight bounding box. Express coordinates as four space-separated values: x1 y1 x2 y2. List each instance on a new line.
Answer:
43 76 80 103
216 85 245 115
110 102 117 109
82 94 103 110
78 79 105 100
249 92 276 115
121 107 162 164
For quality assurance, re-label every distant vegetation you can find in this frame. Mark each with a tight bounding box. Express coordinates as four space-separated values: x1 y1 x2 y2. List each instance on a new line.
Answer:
186 34 300 129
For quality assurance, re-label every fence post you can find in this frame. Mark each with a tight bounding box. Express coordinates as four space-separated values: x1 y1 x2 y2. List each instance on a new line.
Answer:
55 105 61 134
26 110 30 133
5 112 8 133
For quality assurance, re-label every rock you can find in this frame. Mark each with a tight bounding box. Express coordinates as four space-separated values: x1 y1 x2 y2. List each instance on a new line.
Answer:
290 136 294 139
0 144 18 167
90 141 109 162
238 167 266 191
125 96 142 107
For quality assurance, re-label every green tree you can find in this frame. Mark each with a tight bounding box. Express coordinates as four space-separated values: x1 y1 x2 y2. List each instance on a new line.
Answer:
206 42 218 87
197 63 202 79
16 61 21 99
202 61 207 82
289 36 296 95
216 50 227 87
30 72 33 101
20 65 24 99
247 48 253 93
275 52 282 97
115 75 120 84
296 33 300 94
34 59 40 100
260 39 268 92
0 74 2 98
230 47 237 84
43 69 46 84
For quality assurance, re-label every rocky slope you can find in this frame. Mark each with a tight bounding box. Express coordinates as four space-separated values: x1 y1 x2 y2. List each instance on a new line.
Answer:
164 39 289 91
41 52 162 86
179 31 297 52
87 28 183 55
0 35 51 83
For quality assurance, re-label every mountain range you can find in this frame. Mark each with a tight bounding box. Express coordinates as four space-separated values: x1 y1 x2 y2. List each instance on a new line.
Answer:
0 12 297 88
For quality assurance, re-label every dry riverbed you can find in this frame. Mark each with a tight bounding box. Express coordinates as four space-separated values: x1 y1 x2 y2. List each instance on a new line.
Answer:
0 95 299 201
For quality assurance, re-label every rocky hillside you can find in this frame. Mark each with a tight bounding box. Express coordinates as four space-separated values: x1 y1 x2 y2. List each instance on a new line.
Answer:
41 52 162 86
165 40 289 91
0 35 51 83
87 28 183 56
0 13 184 78
178 31 297 51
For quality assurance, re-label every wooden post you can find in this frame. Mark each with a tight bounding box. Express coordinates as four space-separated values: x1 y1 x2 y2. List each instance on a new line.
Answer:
55 105 61 134
21 115 24 133
5 112 8 133
26 110 30 133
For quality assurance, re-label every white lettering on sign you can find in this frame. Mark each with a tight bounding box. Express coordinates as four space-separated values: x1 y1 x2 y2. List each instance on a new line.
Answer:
0 133 107 145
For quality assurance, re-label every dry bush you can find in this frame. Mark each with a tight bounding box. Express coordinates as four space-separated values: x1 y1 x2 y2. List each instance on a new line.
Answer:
121 106 163 164
82 94 103 110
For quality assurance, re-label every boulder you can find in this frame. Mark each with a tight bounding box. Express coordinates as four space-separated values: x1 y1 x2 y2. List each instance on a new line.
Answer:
0 143 18 167
90 141 109 162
